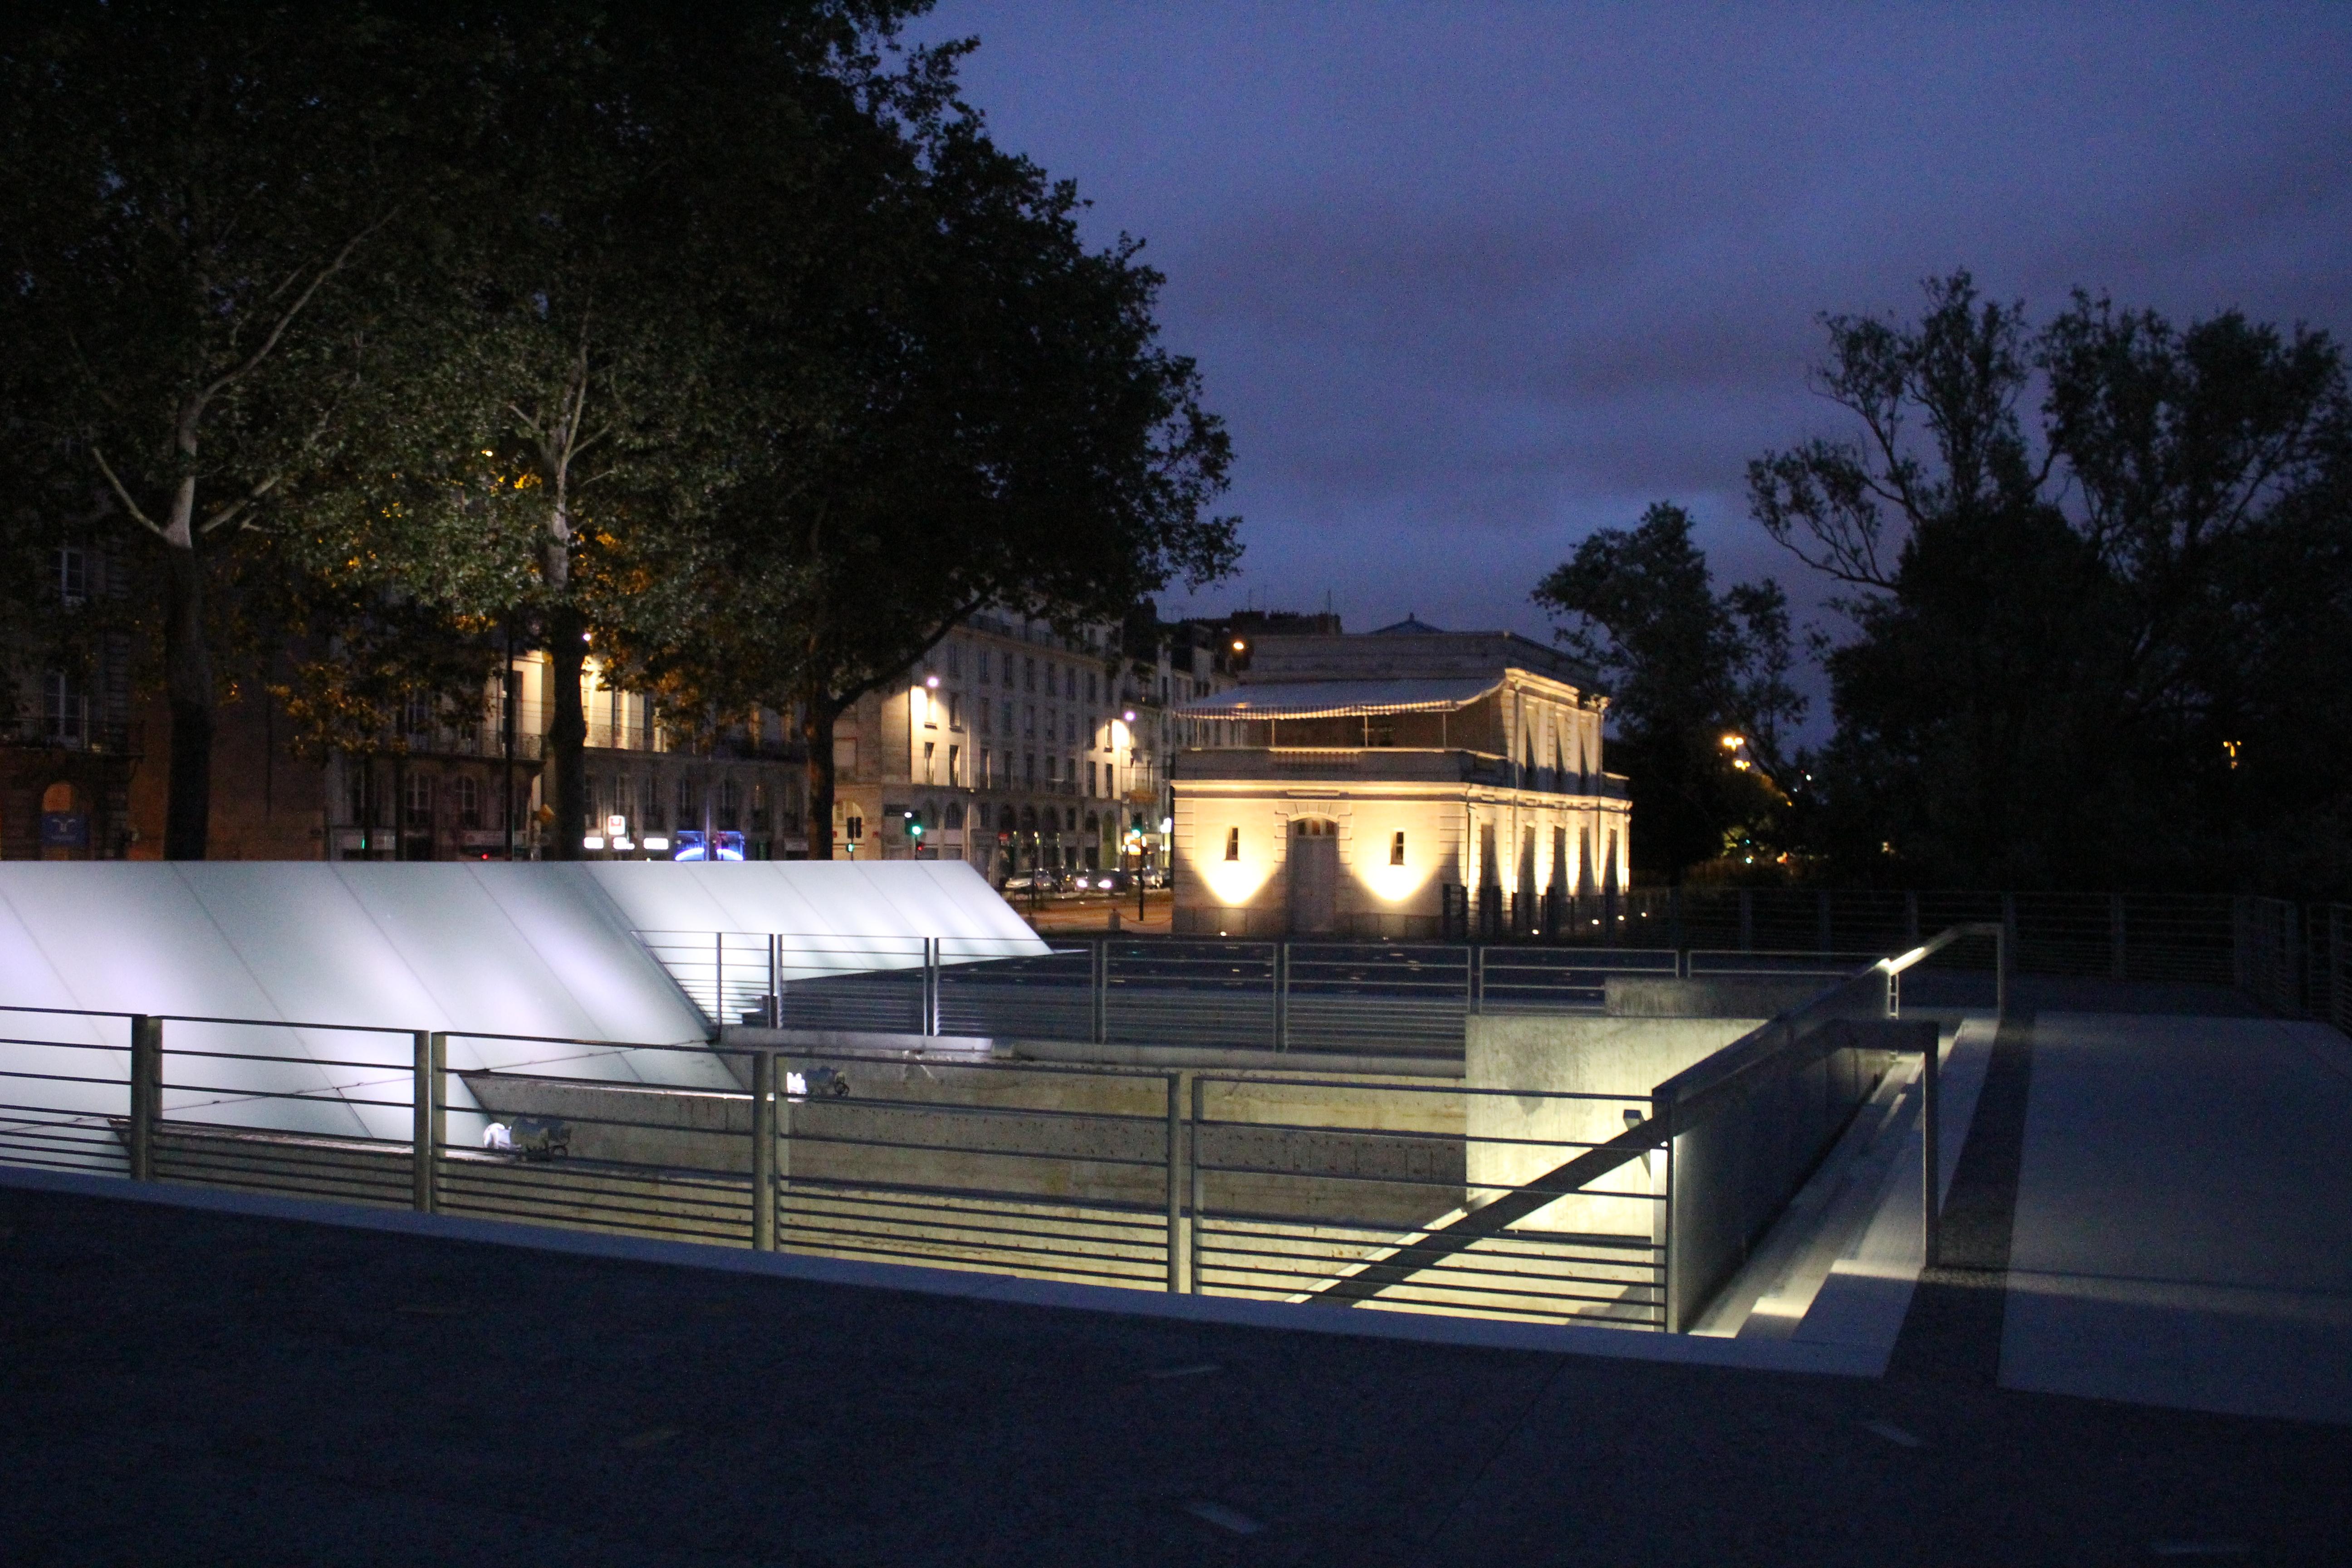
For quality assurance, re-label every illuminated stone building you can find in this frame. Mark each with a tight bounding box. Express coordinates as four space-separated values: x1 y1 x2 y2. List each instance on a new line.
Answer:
1169 620 1631 939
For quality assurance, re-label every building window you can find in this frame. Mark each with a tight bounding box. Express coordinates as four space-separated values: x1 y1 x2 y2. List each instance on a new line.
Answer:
1088 761 1097 795
404 773 434 829
980 747 992 787
54 545 87 608
1024 704 1035 737
675 775 697 825
947 642 962 679
975 801 991 831
1225 826 1240 861
1063 667 1076 698
922 740 936 783
717 777 741 830
949 695 963 731
946 802 965 830
845 814 863 843
1024 657 1036 693
1392 831 1406 866
1025 752 1037 787
455 776 481 829
404 692 432 737
42 671 86 748
947 745 960 785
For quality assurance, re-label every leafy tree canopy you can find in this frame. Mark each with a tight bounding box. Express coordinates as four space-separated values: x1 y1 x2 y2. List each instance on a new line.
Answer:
1533 503 1803 881
1751 272 2352 891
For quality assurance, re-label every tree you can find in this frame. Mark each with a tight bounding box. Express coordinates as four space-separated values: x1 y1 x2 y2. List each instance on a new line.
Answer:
0 3 487 857
608 71 1240 857
1533 503 1804 881
1750 272 2352 889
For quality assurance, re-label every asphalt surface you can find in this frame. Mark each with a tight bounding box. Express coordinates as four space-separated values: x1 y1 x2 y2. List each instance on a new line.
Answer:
2 1182 2344 1567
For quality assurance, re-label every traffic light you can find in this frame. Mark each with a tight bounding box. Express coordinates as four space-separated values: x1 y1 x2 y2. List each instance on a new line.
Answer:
906 809 925 840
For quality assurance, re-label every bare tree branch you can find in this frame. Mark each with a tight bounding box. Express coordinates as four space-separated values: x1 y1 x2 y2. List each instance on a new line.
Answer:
89 447 171 541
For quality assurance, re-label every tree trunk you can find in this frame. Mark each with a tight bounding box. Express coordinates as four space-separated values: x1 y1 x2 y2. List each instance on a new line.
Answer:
161 540 215 860
547 606 588 860
802 684 838 861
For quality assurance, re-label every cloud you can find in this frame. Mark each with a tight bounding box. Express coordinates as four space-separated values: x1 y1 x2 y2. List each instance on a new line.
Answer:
909 1 2352 706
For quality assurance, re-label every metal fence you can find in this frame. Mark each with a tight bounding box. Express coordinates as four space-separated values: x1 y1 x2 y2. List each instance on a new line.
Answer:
1490 887 2251 981
629 890 2339 1057
0 1004 1679 1331
634 931 1694 1059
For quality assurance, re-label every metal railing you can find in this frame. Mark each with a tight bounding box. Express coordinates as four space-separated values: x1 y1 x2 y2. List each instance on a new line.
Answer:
1655 922 2005 1329
0 1003 1676 1330
630 932 1701 1058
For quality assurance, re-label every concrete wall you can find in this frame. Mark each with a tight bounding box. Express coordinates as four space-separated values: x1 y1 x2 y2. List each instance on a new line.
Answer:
1463 1013 1763 1237
1605 976 1838 1018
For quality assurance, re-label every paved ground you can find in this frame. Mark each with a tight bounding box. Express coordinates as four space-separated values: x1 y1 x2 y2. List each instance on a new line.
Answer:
1997 1013 2352 1423
3 1180 2347 1567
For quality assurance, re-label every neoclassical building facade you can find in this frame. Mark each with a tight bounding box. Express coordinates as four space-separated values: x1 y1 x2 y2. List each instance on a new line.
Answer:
1170 622 1631 940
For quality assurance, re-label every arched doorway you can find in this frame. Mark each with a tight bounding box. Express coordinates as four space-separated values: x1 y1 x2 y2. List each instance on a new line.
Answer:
1288 817 1339 935
40 780 84 861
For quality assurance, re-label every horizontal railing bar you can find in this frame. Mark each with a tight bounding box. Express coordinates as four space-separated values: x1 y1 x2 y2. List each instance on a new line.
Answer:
0 1004 134 1021
157 1048 418 1071
1195 1075 1648 1103
775 1132 1170 1171
0 1070 134 1091
151 1084 416 1110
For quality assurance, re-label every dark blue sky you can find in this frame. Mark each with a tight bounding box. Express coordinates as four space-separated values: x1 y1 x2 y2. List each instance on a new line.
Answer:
907 3 2352 719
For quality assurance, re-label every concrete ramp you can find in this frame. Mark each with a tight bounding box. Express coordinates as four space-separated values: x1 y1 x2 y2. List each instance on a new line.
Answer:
0 861 1039 1156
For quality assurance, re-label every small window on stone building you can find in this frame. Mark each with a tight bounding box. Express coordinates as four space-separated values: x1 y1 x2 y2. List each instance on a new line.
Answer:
454 776 480 829
42 670 86 748
54 545 87 608
404 773 433 828
1391 831 1406 866
1225 826 1240 862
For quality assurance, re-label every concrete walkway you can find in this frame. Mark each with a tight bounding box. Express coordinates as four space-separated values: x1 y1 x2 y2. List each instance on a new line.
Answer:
1998 1012 2352 1423
2 1172 2346 1566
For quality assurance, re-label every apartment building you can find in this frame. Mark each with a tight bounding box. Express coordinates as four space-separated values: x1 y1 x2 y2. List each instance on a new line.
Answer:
828 611 1230 879
0 544 137 860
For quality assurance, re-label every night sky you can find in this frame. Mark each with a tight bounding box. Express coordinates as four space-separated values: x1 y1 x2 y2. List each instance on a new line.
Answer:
907 4 2351 723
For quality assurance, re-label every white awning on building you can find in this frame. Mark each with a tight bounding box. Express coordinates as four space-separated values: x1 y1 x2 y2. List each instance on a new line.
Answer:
1178 677 1503 720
